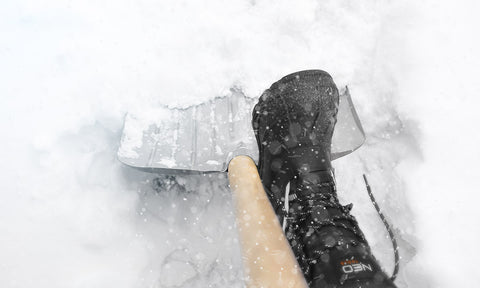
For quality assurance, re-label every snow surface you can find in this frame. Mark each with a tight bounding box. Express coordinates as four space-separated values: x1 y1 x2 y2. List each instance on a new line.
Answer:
1 0 480 287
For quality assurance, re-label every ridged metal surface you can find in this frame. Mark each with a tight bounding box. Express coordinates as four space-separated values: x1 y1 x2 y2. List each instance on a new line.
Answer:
118 87 364 173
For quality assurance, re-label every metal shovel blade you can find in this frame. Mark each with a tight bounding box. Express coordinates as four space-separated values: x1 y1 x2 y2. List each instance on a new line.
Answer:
117 87 365 173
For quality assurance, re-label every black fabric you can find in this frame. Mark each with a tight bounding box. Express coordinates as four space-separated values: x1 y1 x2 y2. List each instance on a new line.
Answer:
252 70 396 288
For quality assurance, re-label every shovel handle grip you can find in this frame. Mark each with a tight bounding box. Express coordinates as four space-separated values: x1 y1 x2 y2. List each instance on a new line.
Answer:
228 156 307 288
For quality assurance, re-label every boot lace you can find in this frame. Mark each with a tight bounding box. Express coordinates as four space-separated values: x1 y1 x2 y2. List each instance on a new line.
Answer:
284 174 399 282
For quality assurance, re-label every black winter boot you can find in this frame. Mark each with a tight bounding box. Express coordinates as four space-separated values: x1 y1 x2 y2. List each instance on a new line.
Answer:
252 70 396 287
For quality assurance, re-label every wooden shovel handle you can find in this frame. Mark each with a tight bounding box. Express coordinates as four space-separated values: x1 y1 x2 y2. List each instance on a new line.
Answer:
228 156 308 288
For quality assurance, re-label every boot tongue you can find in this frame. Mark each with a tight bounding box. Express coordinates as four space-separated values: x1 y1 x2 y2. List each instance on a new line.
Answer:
288 146 333 174
295 170 335 196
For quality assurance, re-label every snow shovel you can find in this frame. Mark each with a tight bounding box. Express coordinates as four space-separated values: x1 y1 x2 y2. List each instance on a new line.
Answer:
117 81 365 287
118 87 364 173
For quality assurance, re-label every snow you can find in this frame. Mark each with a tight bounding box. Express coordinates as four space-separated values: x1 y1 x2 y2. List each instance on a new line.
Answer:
1 0 480 287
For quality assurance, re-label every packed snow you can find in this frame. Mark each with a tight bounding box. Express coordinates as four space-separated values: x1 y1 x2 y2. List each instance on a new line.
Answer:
1 0 479 287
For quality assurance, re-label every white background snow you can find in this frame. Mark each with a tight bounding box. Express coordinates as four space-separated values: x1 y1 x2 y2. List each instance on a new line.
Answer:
1 0 480 287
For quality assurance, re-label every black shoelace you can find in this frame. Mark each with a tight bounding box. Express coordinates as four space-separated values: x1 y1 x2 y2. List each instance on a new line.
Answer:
286 181 367 253
363 174 400 282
